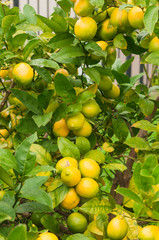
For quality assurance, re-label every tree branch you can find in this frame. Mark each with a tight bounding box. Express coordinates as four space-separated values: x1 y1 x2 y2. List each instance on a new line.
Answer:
0 81 15 112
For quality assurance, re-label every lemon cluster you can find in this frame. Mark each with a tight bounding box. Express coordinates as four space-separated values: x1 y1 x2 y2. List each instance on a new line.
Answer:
53 98 101 138
55 156 100 210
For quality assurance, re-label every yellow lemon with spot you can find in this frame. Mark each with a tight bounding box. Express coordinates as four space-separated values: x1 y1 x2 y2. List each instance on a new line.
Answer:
56 157 78 173
128 6 144 29
12 62 34 85
61 166 81 187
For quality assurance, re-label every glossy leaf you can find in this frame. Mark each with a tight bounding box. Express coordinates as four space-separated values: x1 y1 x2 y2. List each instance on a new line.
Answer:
15 133 37 175
23 39 40 61
132 120 157 132
144 5 158 34
0 201 16 223
79 198 112 215
67 234 90 240
30 59 59 70
112 118 129 142
0 149 17 171
7 225 27 240
15 202 53 214
58 137 80 160
32 112 52 128
41 214 60 233
54 73 76 103
49 184 69 208
83 68 101 85
0 166 14 189
11 89 43 115
125 137 151 150
139 98 154 116
116 188 143 206
47 32 74 49
114 34 127 49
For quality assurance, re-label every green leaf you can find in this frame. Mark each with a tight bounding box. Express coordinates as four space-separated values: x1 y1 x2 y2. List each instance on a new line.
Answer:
21 177 52 208
104 163 127 172
66 103 83 115
11 33 28 50
58 137 80 160
139 98 154 116
23 39 40 61
132 120 157 132
47 32 74 49
11 89 43 115
76 137 91 155
0 166 14 189
16 22 42 32
15 202 53 214
112 70 130 84
119 57 134 73
124 137 151 150
25 165 54 177
113 34 127 49
67 234 90 240
53 103 68 123
143 5 158 34
145 51 159 65
23 4 37 24
32 112 52 128
0 201 16 223
7 225 27 240
76 91 95 104
79 198 112 215
51 46 84 64
0 149 17 171
33 66 52 84
37 13 68 33
133 162 143 191
15 133 37 175
116 188 143 206
152 165 159 184
16 118 44 135
83 68 101 85
125 36 147 55
41 214 60 233
30 59 59 70
49 184 69 208
90 0 104 8
54 73 76 103
2 15 19 33
112 118 129 141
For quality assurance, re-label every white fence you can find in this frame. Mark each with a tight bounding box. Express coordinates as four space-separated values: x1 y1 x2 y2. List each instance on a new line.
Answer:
3 0 154 84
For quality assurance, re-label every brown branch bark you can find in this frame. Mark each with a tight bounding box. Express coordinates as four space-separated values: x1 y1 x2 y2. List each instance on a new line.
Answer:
111 97 159 205
0 81 15 112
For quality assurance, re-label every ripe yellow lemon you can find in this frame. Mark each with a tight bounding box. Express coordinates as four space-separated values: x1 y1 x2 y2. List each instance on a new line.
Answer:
91 41 108 61
76 177 99 198
61 166 81 187
128 6 144 29
139 225 159 240
98 19 117 41
73 120 92 137
66 112 85 131
104 82 120 99
98 76 112 92
74 0 94 17
107 7 115 17
56 157 78 173
110 8 130 33
82 99 101 118
61 188 80 209
74 17 97 41
37 232 58 240
67 212 87 233
107 216 128 240
149 36 159 52
79 158 100 179
0 69 8 79
12 62 33 85
53 118 69 137
54 68 69 79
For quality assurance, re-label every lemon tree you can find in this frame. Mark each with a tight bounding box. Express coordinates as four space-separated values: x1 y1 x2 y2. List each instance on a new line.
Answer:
0 0 159 239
